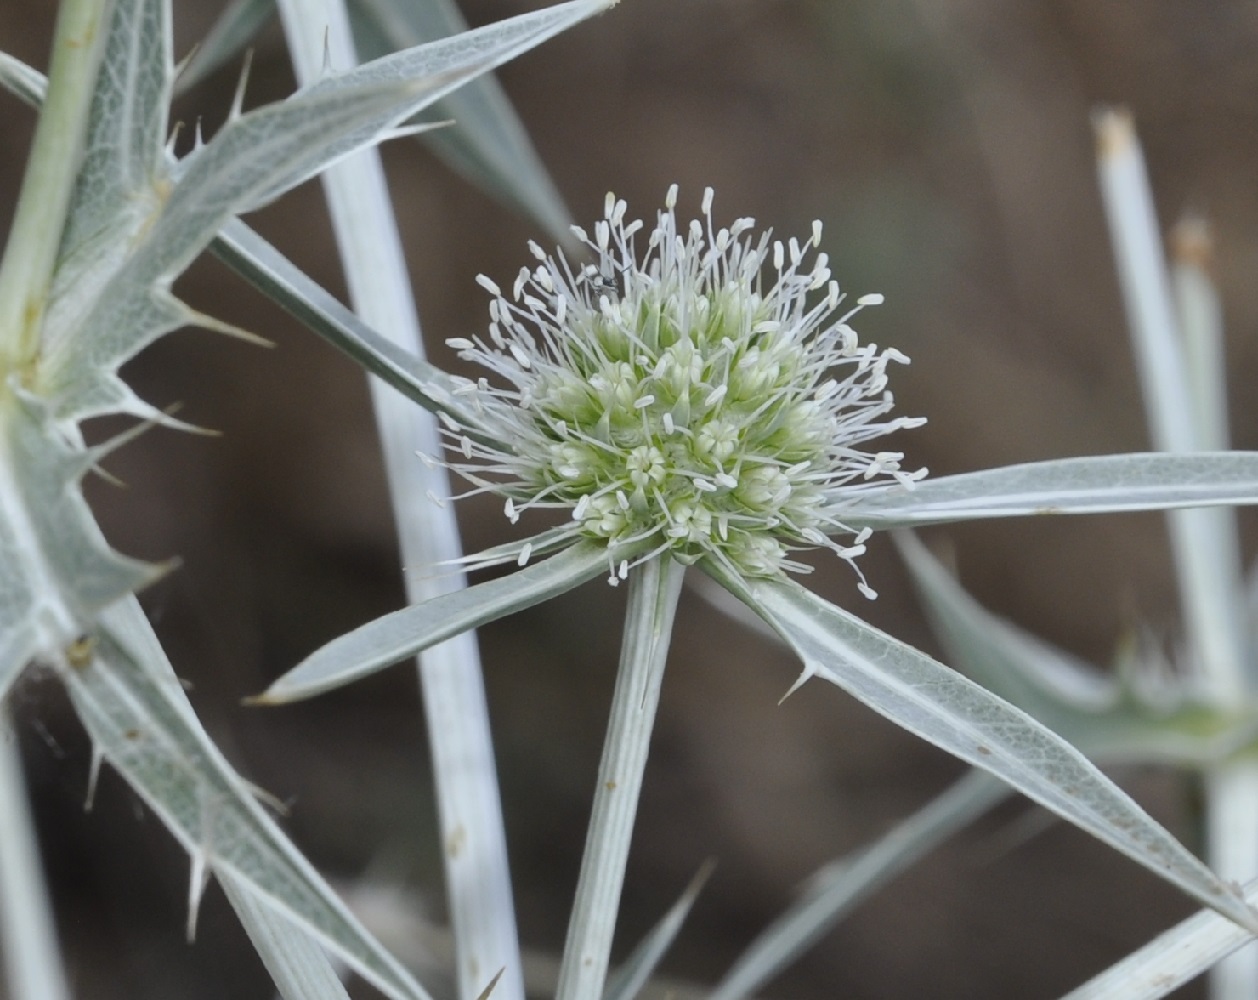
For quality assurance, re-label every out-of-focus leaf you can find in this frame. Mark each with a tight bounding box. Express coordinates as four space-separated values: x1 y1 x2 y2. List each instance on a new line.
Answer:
895 532 1258 765
175 0 276 95
0 51 47 107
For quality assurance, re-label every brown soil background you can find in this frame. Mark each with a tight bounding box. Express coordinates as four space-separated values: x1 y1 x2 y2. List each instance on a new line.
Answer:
3 2 1258 997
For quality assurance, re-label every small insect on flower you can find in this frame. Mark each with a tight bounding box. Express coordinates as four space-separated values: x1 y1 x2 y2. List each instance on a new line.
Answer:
438 186 926 593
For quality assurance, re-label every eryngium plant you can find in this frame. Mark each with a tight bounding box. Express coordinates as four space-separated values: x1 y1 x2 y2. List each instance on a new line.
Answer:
263 187 1258 998
0 0 611 996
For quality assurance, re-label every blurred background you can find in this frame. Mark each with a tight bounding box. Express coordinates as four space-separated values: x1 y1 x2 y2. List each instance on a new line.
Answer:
2 1 1258 996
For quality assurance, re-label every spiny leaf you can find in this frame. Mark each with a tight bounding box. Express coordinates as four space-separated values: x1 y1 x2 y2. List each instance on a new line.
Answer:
61 599 437 1000
0 394 164 701
257 539 619 704
705 563 1258 936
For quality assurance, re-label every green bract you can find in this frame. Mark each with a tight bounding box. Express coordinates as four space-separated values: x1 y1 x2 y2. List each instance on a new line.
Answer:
442 186 924 588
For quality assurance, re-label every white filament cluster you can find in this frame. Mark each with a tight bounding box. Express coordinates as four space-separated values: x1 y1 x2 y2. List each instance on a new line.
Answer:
439 187 925 591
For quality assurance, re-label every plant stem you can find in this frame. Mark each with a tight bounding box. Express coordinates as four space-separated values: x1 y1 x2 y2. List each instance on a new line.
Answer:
274 4 524 998
0 707 71 1000
1094 108 1248 703
0 0 109 372
555 556 686 1000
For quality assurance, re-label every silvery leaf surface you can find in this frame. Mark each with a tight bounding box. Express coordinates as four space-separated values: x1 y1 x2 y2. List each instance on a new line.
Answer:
348 0 572 240
0 395 163 699
894 532 1258 765
704 564 1258 935
259 539 620 704
219 870 354 1000
62 598 437 1000
56 0 172 268
840 452 1258 529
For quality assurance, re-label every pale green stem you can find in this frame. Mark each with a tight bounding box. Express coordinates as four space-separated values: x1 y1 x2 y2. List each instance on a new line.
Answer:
555 556 686 1000
1093 108 1248 704
0 707 71 1000
1205 762 1258 997
0 0 110 371
1096 110 1258 1000
275 4 523 999
1170 218 1258 997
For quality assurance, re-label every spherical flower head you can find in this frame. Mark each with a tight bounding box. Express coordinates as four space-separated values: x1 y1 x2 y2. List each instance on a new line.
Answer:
441 186 926 593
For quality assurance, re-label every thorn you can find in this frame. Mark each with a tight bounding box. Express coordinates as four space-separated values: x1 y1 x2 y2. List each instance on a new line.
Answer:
475 968 506 1000
172 41 202 87
84 745 104 811
229 49 255 121
241 777 290 817
186 850 210 942
182 303 273 349
321 27 333 75
778 662 817 704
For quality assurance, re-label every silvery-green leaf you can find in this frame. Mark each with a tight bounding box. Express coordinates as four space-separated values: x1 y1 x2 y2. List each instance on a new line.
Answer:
603 861 714 1000
711 770 1006 1000
40 75 431 419
210 219 490 439
841 452 1258 529
249 0 610 212
703 564 1258 935
348 0 571 241
0 394 164 701
39 0 611 422
0 50 45 107
1062 874 1258 999
56 0 171 269
258 539 617 704
175 0 276 95
62 599 436 1000
895 532 1258 766
219 870 353 1000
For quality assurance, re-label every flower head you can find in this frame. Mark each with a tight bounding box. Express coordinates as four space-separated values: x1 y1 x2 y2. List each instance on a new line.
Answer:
439 186 925 592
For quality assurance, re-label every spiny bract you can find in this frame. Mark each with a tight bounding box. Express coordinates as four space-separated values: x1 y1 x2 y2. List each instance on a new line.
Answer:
439 186 925 592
